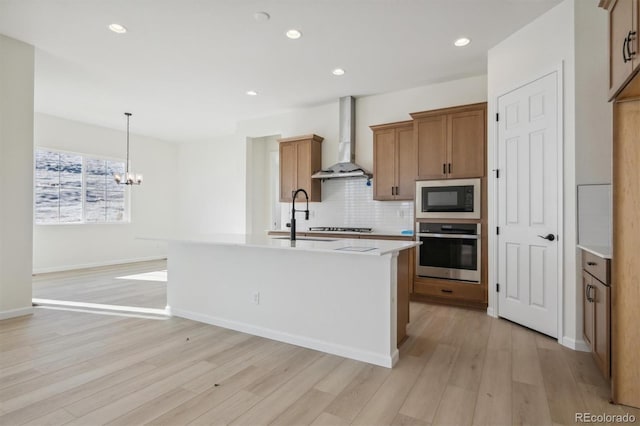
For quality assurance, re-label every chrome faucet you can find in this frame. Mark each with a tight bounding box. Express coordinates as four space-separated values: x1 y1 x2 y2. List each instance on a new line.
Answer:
290 188 309 241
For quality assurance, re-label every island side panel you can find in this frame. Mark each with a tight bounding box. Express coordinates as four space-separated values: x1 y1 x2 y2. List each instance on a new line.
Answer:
167 242 399 368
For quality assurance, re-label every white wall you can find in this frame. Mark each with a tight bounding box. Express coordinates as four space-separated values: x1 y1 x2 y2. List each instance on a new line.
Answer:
0 34 34 318
575 1 612 185
175 135 246 235
33 113 179 273
487 0 610 349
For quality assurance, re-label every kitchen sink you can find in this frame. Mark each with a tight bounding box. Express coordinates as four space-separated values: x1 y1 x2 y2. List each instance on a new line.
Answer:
271 237 338 242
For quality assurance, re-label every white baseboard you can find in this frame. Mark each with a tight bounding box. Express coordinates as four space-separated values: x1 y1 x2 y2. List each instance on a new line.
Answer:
171 307 397 368
32 256 166 274
561 336 590 352
486 307 497 318
0 307 34 320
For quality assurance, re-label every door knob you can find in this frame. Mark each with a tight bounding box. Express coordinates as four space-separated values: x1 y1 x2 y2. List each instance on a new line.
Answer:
538 233 555 241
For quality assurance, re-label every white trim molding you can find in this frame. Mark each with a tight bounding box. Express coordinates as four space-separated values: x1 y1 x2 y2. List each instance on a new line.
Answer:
562 336 590 352
0 307 34 320
32 256 166 275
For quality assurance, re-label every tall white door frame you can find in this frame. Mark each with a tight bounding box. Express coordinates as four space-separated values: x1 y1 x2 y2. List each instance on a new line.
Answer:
488 63 564 343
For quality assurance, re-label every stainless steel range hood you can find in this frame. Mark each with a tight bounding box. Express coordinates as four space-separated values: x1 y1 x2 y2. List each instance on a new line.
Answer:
311 96 373 180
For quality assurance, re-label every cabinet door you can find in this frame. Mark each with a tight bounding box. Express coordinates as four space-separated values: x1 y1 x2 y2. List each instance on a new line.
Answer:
373 129 397 200
295 141 312 202
448 108 485 178
416 115 447 179
609 0 635 97
279 142 297 202
593 279 611 378
396 125 416 200
583 271 595 350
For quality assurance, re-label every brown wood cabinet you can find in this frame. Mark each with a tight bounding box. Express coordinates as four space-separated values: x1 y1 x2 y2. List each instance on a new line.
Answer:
603 0 640 99
611 84 640 408
581 250 611 379
278 134 323 202
370 121 416 200
410 103 487 180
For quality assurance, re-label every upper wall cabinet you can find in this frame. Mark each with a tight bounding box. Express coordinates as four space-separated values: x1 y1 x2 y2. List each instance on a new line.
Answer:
278 134 323 202
411 103 487 180
603 0 640 99
370 121 416 201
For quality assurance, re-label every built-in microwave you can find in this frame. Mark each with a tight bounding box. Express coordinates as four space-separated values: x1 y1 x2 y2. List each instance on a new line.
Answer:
415 178 481 219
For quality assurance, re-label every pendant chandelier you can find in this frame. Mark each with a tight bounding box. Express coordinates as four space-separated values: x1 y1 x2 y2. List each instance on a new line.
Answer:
114 112 143 185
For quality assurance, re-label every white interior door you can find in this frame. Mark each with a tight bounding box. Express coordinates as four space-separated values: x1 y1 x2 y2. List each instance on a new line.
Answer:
497 71 559 338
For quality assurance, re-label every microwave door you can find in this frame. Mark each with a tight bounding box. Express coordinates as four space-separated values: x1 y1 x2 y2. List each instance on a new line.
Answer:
424 187 465 212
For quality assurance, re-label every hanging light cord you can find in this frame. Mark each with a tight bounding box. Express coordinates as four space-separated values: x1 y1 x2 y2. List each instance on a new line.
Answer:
125 112 132 174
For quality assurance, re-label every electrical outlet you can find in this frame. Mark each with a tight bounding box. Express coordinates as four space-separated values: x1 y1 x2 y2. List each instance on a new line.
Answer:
252 291 260 305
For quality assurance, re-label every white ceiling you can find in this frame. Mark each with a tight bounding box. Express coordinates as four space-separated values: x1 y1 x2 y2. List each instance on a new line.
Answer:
0 0 561 142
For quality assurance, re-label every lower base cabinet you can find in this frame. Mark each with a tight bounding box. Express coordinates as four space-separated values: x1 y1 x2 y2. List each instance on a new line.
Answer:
581 250 611 379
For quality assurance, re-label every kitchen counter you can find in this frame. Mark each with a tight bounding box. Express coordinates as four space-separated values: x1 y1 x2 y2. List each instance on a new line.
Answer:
153 233 418 368
577 244 612 259
154 233 418 255
268 229 415 239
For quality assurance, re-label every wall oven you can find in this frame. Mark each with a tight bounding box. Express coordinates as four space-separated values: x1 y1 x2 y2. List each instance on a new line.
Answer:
415 178 481 219
416 222 481 283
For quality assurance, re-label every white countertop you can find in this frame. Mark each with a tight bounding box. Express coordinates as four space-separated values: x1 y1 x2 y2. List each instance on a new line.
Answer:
577 244 612 259
270 229 415 238
146 233 420 256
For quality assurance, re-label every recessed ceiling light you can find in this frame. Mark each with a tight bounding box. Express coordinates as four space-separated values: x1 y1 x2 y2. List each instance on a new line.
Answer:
454 37 471 47
246 90 258 96
286 29 302 39
108 23 127 34
253 12 270 22
332 68 345 76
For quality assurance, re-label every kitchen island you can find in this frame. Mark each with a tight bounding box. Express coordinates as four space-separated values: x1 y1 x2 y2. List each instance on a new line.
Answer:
159 234 419 368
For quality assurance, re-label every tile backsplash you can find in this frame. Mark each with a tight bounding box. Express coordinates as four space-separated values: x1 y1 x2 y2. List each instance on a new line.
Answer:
279 179 414 234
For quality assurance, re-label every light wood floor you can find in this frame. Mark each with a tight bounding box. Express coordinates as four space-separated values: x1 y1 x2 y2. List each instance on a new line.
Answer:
1 261 638 426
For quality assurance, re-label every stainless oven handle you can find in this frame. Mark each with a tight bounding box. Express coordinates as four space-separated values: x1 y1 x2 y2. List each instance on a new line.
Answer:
416 233 480 240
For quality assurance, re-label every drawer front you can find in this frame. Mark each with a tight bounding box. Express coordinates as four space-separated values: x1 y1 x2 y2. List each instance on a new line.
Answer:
413 279 485 301
582 251 610 285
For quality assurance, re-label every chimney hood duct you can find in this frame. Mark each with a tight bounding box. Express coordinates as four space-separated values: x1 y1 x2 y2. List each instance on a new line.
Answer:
311 96 373 180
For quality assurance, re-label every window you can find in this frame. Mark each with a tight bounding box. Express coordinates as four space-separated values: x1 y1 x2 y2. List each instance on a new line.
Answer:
34 149 128 224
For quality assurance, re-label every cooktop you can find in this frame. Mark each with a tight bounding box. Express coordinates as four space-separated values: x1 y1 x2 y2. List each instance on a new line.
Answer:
308 227 373 233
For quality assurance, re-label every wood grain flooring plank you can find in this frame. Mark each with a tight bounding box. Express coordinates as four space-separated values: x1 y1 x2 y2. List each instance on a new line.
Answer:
399 344 458 423
392 413 431 426
0 361 155 425
352 355 424 426
511 380 552 426
270 388 335 426
106 386 196 426
229 355 343 426
21 407 75 426
471 349 512 426
147 366 263 425
322 363 391 422
309 412 350 426
432 384 477 426
66 361 214 426
188 390 263 426
538 347 588 425
313 358 364 395
511 325 544 386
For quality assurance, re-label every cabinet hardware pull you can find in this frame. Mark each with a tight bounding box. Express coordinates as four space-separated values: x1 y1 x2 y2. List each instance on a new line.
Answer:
587 284 596 303
587 261 597 266
627 30 637 60
586 284 592 302
448 163 452 174
623 35 630 63
442 163 446 174
441 289 453 293
395 186 399 196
